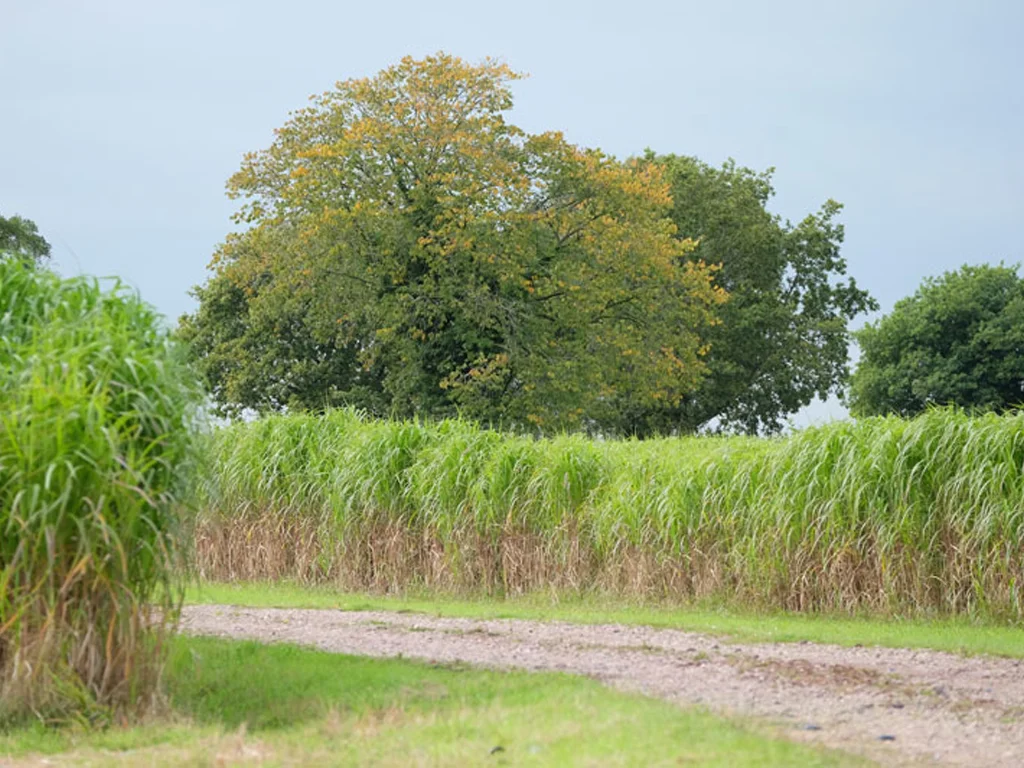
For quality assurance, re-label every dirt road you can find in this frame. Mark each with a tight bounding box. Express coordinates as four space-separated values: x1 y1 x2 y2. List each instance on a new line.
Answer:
181 605 1024 766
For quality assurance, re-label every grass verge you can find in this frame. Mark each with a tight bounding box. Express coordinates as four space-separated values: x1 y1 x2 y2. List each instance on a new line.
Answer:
0 636 856 767
191 582 1024 658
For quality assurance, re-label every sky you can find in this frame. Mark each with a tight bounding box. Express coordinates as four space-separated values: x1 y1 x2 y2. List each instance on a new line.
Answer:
3 0 1023 426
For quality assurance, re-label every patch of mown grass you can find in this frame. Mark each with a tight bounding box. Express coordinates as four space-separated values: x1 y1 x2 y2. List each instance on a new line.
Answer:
0 636 859 766
191 582 1024 659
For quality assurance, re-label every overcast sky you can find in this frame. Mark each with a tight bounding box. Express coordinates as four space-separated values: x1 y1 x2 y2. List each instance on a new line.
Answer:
4 0 1022 425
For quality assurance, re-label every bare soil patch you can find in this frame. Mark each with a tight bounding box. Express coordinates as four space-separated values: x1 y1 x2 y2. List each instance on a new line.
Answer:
181 605 1024 766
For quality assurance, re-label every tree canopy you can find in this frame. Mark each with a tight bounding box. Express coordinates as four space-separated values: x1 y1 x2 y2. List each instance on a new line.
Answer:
181 54 726 433
626 155 876 434
0 213 51 263
848 263 1024 418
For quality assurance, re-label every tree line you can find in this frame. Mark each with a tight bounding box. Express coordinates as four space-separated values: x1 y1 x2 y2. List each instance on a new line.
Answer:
8 53 1022 432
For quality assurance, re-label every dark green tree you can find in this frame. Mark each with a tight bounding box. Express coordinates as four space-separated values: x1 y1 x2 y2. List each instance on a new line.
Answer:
848 263 1024 418
617 154 877 434
0 213 51 263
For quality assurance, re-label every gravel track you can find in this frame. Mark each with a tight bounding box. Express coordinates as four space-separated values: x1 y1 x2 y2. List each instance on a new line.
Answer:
181 605 1024 766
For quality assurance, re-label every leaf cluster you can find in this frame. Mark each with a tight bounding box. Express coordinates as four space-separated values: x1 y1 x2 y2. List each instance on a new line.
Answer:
849 263 1024 417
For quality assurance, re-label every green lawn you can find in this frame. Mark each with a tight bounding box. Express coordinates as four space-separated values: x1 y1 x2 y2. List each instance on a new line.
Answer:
1 636 856 767
191 581 1024 658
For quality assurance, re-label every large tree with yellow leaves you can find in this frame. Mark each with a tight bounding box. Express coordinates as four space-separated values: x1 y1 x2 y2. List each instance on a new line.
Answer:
181 54 726 433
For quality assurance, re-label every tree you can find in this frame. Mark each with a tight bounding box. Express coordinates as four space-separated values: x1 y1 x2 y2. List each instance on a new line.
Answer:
615 154 876 434
181 54 726 432
0 213 51 263
848 263 1024 418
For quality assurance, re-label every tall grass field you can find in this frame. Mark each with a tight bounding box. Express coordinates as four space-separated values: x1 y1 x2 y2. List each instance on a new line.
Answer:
196 407 1024 620
0 260 200 723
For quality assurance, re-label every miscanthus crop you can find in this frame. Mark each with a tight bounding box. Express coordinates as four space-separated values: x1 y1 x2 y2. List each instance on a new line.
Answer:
197 407 1024 619
0 260 200 724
